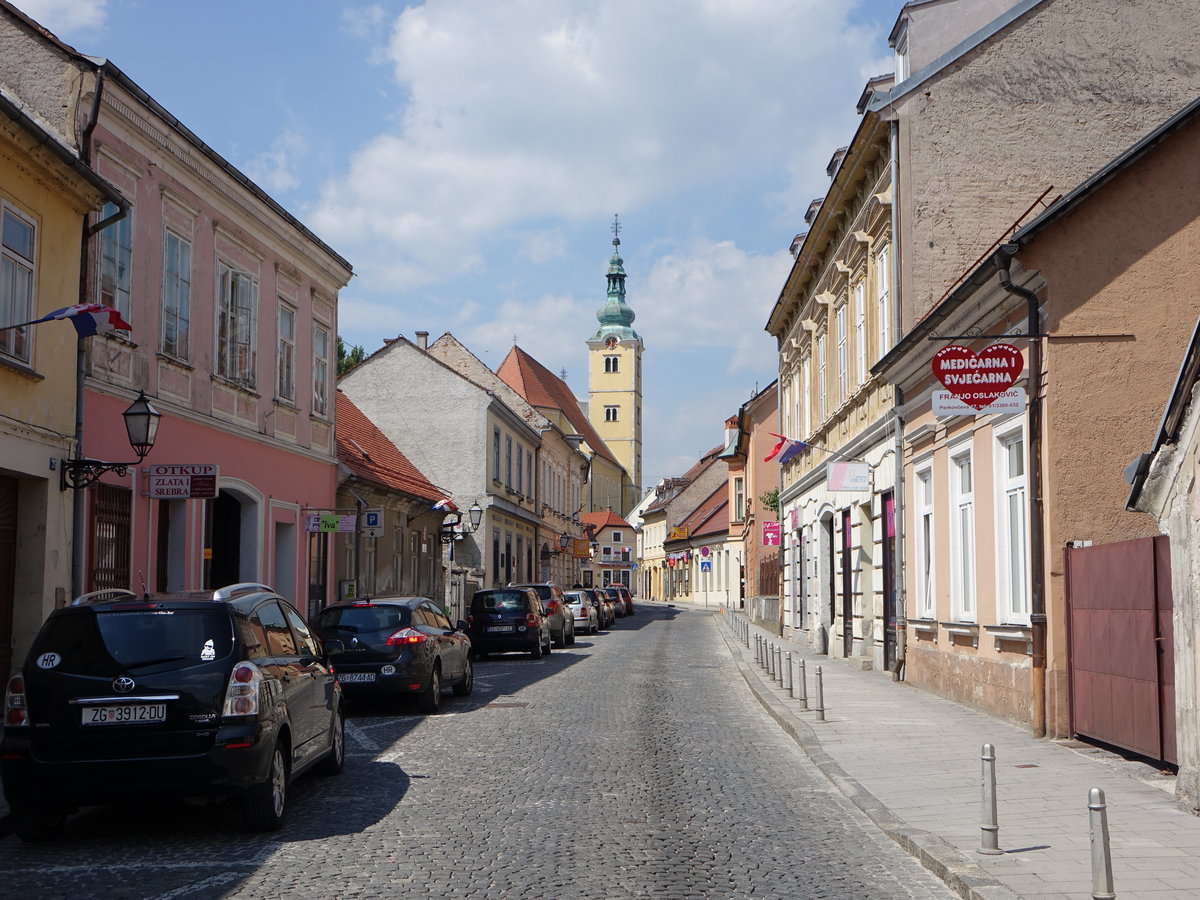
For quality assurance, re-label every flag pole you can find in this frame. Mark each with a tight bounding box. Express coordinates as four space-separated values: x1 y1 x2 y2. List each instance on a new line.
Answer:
71 332 86 597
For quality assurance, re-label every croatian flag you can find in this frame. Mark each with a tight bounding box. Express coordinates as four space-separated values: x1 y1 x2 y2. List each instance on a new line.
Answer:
432 498 457 512
763 432 809 463
25 304 132 338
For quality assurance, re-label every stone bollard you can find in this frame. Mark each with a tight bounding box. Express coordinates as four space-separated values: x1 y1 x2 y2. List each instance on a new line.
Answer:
814 665 825 721
978 743 1002 855
797 658 808 709
1088 788 1116 900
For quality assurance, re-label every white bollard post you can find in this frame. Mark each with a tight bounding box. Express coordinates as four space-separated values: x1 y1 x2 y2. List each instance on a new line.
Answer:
1089 788 1116 900
785 651 794 695
814 665 825 721
797 658 808 709
978 743 1002 855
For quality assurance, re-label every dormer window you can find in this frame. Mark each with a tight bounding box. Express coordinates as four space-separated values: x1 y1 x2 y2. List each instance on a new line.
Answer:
894 23 910 82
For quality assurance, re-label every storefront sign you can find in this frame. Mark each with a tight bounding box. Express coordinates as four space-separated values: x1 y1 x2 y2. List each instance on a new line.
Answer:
305 513 357 533
762 521 781 546
932 342 1023 410
668 526 689 540
146 464 218 499
933 387 1026 416
827 461 871 492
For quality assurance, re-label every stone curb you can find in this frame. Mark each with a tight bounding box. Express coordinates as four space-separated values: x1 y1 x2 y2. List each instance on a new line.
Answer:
714 616 1021 900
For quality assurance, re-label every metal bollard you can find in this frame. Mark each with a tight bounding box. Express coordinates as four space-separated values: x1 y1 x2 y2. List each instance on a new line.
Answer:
814 665 825 721
785 651 794 694
978 743 1002 855
797 658 808 709
767 643 776 677
777 646 785 685
1088 788 1116 900
755 634 762 664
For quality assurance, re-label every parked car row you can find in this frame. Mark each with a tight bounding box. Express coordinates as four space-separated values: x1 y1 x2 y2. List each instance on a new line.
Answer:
0 579 637 842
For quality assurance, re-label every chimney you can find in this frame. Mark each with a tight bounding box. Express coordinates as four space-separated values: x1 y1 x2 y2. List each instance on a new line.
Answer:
415 331 429 350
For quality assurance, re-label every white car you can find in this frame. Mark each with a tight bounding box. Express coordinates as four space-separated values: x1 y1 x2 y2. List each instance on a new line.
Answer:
564 590 598 635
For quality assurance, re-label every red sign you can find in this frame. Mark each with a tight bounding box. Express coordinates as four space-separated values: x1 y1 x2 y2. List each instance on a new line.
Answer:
932 343 1024 411
762 522 781 546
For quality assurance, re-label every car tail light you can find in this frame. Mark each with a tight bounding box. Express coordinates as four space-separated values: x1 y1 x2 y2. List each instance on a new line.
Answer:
386 628 427 645
546 600 559 614
4 674 28 727
525 612 539 627
222 662 262 718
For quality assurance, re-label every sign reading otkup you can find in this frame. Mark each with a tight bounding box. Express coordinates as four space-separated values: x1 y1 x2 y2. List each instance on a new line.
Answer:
147 464 218 499
932 343 1024 411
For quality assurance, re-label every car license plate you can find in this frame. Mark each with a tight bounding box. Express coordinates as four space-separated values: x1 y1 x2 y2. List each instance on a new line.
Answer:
337 672 376 683
82 704 167 726
486 625 514 632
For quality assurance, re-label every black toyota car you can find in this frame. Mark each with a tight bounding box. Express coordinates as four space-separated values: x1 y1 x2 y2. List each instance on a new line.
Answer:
313 597 473 713
1 584 345 841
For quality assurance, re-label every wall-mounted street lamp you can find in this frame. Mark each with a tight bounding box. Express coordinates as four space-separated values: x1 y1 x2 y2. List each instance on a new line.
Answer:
441 500 485 544
468 500 483 531
61 390 161 491
559 532 570 552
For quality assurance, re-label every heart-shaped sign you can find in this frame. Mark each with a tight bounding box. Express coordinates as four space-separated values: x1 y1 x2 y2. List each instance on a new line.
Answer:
932 343 1024 411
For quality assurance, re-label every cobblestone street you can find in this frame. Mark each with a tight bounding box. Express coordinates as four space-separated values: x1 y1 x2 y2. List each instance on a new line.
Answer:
0 605 953 899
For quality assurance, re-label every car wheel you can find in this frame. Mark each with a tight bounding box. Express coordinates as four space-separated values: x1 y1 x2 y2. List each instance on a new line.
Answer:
452 657 474 697
243 742 288 832
11 803 66 843
566 623 576 646
530 634 543 659
316 705 345 776
417 665 442 713
554 627 566 649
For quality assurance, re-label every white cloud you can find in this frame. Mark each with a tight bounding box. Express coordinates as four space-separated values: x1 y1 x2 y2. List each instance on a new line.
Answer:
311 0 881 286
242 130 305 194
12 0 107 35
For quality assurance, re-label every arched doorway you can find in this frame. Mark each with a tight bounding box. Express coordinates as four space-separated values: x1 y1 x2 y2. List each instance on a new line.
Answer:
204 487 260 589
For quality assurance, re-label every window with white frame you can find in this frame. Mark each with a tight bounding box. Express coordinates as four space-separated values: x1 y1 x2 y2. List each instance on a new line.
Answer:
216 261 257 384
612 531 623 543
162 229 191 359
97 201 132 320
605 355 619 373
605 405 618 422
0 203 35 363
277 302 296 401
816 334 827 422
914 465 935 619
950 447 976 621
516 446 524 495
996 426 1030 623
734 477 745 521
505 435 513 488
493 428 501 482
836 305 847 402
853 279 866 385
313 325 330 416
876 243 891 358
801 355 811 436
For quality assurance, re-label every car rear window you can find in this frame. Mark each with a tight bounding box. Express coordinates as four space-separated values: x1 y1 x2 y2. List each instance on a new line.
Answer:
564 593 585 603
31 608 234 675
472 591 530 612
315 604 411 632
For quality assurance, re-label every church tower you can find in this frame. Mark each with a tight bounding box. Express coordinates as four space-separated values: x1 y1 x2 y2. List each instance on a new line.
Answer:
588 216 643 511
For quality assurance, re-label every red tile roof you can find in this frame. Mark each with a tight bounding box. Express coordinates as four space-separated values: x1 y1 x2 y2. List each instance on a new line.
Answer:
496 346 619 465
581 509 632 532
335 391 443 503
671 486 729 541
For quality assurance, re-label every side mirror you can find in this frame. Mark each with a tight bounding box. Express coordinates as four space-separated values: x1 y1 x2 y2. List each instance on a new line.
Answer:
322 640 345 656
456 620 470 632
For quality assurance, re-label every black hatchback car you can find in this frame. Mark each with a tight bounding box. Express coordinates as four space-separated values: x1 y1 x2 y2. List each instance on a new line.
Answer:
313 597 473 713
0 584 344 841
467 588 552 658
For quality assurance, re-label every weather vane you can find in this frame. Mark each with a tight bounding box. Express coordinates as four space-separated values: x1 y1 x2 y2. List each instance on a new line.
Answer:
612 213 621 247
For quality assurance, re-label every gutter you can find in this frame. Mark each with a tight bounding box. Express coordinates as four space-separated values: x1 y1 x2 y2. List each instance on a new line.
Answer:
993 243 1048 739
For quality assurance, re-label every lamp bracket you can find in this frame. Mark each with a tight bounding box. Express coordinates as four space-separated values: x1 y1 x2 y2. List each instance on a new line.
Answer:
60 458 136 491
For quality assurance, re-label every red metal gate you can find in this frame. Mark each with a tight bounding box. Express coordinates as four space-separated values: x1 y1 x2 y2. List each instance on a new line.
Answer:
1064 536 1175 764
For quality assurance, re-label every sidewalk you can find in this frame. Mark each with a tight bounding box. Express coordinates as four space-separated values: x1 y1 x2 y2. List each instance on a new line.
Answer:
682 600 1200 900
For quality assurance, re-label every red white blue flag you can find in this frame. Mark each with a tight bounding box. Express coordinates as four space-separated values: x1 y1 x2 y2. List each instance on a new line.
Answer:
763 432 809 463
19 304 132 338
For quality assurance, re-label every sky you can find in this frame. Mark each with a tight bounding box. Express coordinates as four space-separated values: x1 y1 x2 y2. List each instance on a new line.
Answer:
16 0 901 492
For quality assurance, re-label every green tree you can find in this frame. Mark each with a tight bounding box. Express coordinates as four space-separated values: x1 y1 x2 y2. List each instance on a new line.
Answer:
759 487 779 515
337 336 365 376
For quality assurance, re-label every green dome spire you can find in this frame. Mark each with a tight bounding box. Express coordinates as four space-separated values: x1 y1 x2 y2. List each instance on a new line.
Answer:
590 214 641 343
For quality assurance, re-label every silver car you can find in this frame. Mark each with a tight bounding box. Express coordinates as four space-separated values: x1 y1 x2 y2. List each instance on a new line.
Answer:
564 590 598 635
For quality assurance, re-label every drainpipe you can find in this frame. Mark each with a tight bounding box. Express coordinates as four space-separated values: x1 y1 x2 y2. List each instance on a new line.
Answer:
889 119 907 681
994 244 1047 738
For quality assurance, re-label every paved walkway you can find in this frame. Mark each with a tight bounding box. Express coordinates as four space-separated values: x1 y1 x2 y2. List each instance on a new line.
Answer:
670 600 1200 900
